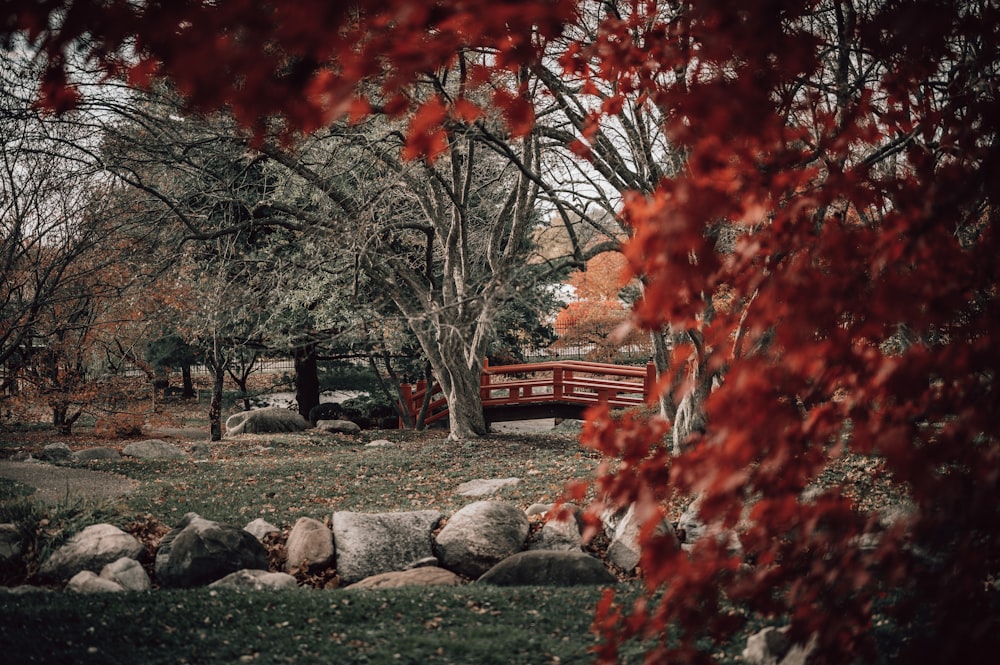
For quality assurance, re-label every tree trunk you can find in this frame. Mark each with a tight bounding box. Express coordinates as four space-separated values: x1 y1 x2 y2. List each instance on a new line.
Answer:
435 345 487 440
294 343 319 421
52 401 70 435
209 361 225 442
181 362 195 399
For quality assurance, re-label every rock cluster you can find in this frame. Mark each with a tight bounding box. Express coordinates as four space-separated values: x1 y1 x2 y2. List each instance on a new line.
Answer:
10 497 673 595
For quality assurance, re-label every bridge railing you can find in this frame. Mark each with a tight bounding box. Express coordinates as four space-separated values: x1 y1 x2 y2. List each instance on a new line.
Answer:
399 360 656 428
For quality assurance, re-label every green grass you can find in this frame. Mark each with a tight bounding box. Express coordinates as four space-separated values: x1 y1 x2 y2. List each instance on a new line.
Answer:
70 429 603 527
1 427 653 664
1 585 636 665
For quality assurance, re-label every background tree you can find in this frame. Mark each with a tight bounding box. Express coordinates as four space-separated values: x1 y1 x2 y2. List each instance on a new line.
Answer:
551 251 646 361
1 44 155 432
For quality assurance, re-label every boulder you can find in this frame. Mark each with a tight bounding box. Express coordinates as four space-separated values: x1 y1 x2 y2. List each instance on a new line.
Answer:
224 407 309 437
316 419 361 435
100 557 150 591
38 442 72 462
345 566 463 589
332 510 442 585
155 513 268 588
122 439 188 460
67 570 125 593
606 503 678 572
72 447 121 462
244 518 281 542
365 439 396 449
455 477 521 497
38 523 144 582
477 550 617 586
209 569 299 591
434 501 529 579
285 517 335 573
743 626 817 665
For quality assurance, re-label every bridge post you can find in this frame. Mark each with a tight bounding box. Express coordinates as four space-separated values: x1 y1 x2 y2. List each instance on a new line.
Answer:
480 358 491 399
553 366 563 400
644 362 656 403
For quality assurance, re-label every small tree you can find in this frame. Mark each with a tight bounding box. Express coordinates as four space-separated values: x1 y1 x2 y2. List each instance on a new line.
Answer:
552 252 646 362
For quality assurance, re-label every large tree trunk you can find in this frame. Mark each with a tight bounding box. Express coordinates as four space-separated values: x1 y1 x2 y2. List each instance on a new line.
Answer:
435 344 487 440
293 343 319 421
51 401 76 435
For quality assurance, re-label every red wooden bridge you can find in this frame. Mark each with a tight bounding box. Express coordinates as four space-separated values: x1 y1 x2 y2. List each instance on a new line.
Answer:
399 360 657 428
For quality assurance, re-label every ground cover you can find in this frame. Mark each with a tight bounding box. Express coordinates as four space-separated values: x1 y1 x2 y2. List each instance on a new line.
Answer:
0 414 655 664
0 398 907 664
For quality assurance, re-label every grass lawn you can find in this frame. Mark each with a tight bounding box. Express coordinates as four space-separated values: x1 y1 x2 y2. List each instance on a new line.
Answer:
2 417 688 664
2 585 635 665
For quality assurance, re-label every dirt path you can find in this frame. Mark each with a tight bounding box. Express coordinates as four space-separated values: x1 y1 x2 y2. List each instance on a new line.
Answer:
0 461 138 504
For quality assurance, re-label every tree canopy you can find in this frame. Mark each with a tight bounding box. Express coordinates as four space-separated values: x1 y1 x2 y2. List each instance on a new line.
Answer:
6 0 999 662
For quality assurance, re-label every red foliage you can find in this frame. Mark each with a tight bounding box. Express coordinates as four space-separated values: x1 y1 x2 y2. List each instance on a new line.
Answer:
9 0 574 143
566 2 1000 663
6 1 999 661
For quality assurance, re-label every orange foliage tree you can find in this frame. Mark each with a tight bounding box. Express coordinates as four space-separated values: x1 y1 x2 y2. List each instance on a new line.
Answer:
7 1 999 662
552 251 647 361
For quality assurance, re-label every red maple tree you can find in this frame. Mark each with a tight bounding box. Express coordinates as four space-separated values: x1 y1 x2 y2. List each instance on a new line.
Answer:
7 1 998 662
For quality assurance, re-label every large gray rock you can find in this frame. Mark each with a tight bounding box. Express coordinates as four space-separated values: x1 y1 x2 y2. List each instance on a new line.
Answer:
72 447 121 462
455 478 521 497
67 570 125 593
225 408 309 437
345 566 463 589
209 569 299 591
122 439 188 460
38 523 144 582
155 513 268 588
332 510 442 585
606 503 678 572
38 442 72 462
316 419 361 435
434 501 529 579
285 517 335 573
100 557 150 591
477 550 617 586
